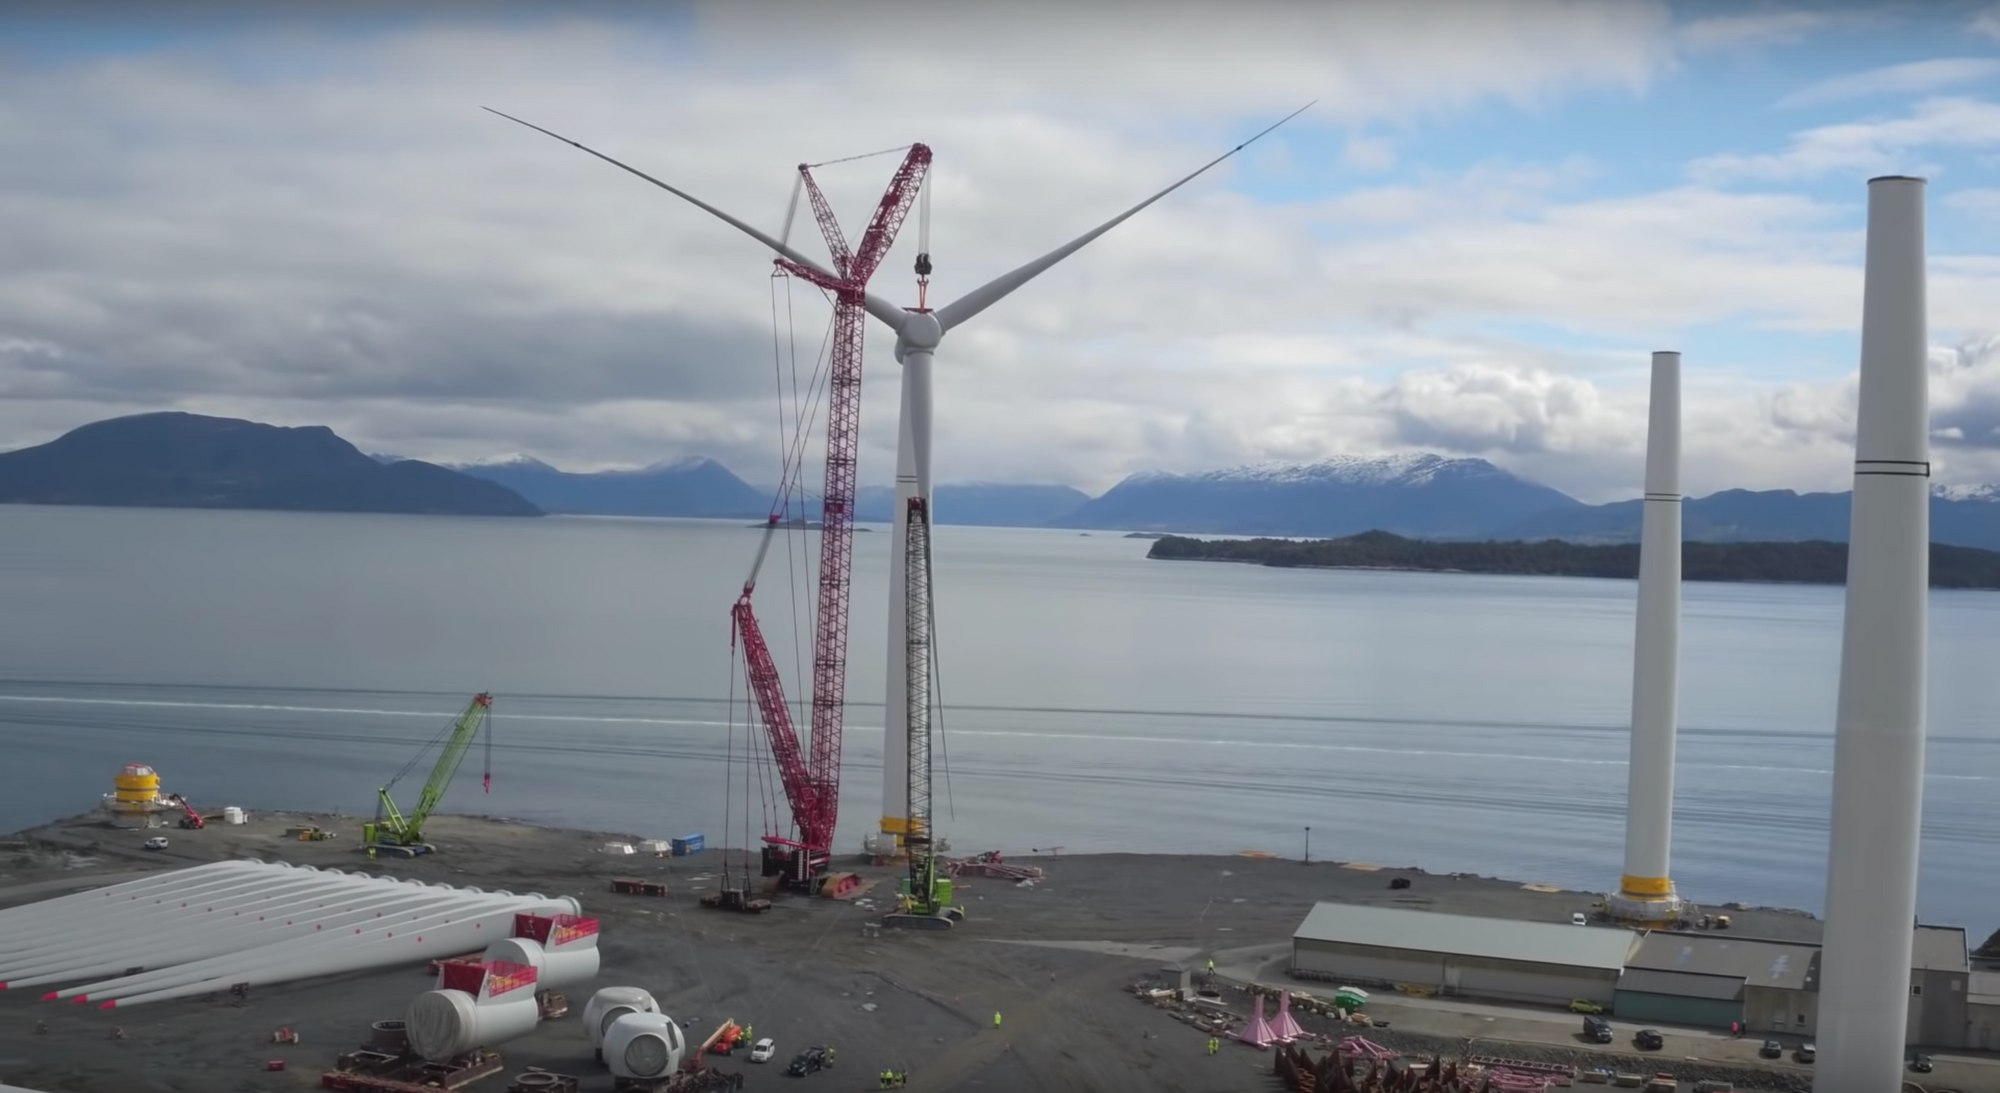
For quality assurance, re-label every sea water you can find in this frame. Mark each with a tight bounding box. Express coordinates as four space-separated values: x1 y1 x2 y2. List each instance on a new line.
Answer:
0 504 1993 934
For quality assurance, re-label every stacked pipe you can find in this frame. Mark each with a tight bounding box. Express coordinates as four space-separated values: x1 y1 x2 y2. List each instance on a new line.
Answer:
407 959 542 1062
0 861 577 1007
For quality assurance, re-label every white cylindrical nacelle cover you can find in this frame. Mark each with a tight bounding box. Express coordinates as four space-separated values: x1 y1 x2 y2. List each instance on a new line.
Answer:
605 1011 685 1079
406 988 540 1062
480 936 599 991
584 986 660 1049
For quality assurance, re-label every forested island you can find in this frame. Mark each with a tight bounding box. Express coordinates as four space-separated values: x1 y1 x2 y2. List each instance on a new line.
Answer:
1147 530 2000 589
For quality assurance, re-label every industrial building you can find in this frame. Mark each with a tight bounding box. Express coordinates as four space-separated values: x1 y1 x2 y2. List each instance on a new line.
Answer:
1291 903 1984 1050
1290 903 1642 1007
1620 932 1821 1033
1969 970 2000 1052
1909 925 1972 1048
1616 925 1972 1047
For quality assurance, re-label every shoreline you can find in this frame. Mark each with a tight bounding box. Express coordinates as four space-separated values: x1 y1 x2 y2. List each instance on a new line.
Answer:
3 808 1962 1093
0 807 1827 928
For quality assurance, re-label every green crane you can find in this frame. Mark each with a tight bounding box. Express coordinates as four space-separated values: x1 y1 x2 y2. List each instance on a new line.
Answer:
363 692 492 858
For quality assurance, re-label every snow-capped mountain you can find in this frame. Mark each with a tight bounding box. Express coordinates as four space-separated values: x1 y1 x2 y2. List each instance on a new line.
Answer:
1057 454 1581 538
1502 484 2000 551
1933 483 2000 504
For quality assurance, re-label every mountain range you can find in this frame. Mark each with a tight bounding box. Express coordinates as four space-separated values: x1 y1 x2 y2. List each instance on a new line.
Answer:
0 413 539 517
431 455 1094 527
15 411 2000 552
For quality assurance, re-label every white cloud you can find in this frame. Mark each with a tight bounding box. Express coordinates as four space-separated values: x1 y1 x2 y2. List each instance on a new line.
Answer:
1973 3 2000 41
1673 10 1828 53
1341 136 1399 172
1690 96 2000 182
1 4 1998 506
1777 58 2000 108
1946 187 2000 218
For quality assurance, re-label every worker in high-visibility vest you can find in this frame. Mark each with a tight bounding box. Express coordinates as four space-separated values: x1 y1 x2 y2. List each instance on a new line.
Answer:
992 1011 1002 1030
1207 1037 1219 1055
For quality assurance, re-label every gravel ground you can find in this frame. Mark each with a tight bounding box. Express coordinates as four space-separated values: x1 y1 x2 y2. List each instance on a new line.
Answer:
0 810 1986 1093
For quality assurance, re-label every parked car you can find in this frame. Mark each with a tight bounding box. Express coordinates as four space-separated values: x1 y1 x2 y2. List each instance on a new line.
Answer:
143 836 168 851
786 1046 829 1077
1635 1029 1664 1051
1795 1043 1816 1063
1583 1015 1613 1044
1909 1053 1934 1073
1759 1039 1782 1059
1570 912 1589 926
749 1038 775 1063
1568 999 1603 1014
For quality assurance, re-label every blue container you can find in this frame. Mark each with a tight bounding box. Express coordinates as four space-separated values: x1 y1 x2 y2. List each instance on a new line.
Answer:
671 833 704 856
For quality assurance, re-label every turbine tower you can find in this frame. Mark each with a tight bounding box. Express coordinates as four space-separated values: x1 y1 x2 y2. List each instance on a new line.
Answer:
1814 174 1930 1093
1608 350 1686 926
489 105 1308 856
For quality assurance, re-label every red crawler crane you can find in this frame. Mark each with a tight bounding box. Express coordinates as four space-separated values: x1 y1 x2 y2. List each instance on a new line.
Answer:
733 144 932 890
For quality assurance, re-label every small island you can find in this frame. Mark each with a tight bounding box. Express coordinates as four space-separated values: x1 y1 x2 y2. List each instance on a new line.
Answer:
1147 530 2000 589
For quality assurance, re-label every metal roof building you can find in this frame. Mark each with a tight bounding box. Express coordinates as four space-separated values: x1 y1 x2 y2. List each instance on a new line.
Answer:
1968 970 2000 1052
1617 926 1973 1047
1291 903 1642 1007
1620 932 1820 1032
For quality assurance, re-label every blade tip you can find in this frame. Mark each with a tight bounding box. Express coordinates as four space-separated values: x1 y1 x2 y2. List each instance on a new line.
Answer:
99 999 116 1009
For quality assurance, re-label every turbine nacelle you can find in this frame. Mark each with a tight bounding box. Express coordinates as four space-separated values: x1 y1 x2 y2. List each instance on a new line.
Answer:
892 309 944 364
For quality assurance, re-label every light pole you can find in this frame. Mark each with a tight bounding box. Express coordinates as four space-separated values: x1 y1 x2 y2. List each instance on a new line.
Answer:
1304 826 1311 865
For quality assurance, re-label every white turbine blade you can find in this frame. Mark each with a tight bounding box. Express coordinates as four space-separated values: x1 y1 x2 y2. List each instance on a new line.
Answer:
932 101 1312 334
485 108 908 332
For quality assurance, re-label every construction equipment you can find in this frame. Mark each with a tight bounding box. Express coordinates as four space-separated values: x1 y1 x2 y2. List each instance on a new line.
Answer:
165 793 203 830
727 145 931 894
361 693 493 858
697 1021 743 1057
883 498 962 931
698 887 771 915
487 113 929 897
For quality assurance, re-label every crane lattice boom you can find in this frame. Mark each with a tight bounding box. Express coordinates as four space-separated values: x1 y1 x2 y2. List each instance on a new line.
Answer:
370 692 493 851
735 144 930 880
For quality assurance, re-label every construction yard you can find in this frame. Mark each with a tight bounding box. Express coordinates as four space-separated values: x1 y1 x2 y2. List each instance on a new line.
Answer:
2 810 1993 1093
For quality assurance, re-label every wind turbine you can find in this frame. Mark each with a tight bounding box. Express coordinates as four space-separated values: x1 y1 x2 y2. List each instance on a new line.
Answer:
487 104 1309 855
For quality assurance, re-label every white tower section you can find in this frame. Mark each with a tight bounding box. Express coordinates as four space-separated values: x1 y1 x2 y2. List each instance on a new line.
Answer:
1814 175 1930 1093
1609 350 1686 924
881 312 939 850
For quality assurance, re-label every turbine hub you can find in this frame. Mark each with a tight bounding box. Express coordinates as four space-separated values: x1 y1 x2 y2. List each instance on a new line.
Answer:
897 309 943 357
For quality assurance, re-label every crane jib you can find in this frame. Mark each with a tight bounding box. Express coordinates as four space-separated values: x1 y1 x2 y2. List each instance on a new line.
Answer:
731 144 931 877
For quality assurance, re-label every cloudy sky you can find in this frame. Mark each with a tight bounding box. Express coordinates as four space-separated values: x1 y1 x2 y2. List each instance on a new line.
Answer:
2 0 1998 501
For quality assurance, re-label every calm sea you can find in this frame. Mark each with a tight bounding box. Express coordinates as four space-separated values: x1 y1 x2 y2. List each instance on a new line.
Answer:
0 504 1993 934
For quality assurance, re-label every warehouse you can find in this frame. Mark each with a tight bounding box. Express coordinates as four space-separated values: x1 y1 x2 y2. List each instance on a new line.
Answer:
1290 903 1640 1007
1968 971 2000 1052
1619 932 1819 1032
1908 925 1970 1048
